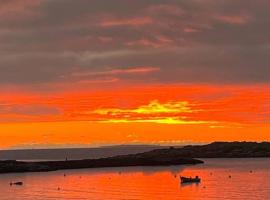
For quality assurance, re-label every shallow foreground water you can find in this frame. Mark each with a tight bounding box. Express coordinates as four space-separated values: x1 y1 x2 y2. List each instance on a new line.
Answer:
0 158 270 200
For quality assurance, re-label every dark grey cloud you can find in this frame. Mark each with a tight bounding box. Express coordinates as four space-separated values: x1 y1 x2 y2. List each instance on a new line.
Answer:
0 0 269 86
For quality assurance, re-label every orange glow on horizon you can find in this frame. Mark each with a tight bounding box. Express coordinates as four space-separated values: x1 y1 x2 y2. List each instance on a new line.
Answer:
0 83 269 149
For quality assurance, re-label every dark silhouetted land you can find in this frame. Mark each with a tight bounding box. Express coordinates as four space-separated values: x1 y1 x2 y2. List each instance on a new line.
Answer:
1 142 270 174
0 149 202 174
162 142 270 158
0 145 170 161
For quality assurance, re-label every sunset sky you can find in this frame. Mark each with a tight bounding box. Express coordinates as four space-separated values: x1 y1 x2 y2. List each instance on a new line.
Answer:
0 0 270 149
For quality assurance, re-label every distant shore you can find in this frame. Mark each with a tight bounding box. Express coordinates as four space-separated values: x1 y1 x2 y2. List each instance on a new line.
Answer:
1 141 270 174
0 150 203 174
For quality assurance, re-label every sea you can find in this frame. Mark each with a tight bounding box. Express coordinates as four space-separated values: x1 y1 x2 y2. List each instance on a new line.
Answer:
0 158 269 200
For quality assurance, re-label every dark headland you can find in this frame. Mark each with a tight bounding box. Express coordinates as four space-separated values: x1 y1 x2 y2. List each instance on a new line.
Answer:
0 151 202 174
1 141 270 174
0 145 167 161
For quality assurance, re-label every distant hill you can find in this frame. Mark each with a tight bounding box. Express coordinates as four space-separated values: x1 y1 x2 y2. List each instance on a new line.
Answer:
149 142 270 158
1 141 268 162
0 148 203 174
0 145 172 161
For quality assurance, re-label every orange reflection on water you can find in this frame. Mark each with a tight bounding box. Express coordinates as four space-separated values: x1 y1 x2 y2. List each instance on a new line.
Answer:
1 159 270 200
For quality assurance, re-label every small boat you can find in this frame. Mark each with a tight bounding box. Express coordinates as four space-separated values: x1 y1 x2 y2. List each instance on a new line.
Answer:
10 181 23 186
180 176 201 184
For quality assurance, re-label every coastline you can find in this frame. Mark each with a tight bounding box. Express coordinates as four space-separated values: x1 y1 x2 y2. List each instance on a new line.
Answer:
0 151 203 174
2 141 270 174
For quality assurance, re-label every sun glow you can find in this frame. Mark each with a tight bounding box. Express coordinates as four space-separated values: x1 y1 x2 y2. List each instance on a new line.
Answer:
92 100 196 114
0 84 269 148
91 100 208 124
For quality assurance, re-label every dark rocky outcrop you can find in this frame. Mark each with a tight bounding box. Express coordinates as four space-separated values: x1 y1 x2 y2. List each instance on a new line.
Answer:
0 150 203 174
148 142 270 158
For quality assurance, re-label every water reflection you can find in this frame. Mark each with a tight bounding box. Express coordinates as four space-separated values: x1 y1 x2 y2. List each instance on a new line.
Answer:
0 158 270 200
180 182 200 188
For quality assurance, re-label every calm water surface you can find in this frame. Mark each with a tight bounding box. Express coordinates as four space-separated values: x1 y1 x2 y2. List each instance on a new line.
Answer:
0 158 270 200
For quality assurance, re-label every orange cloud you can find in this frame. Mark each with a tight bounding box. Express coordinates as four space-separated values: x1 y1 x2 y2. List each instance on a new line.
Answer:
216 14 251 25
100 17 153 27
71 67 160 77
93 100 194 115
0 0 41 20
89 100 209 124
0 84 270 148
1 84 269 126
184 27 200 33
126 36 173 48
